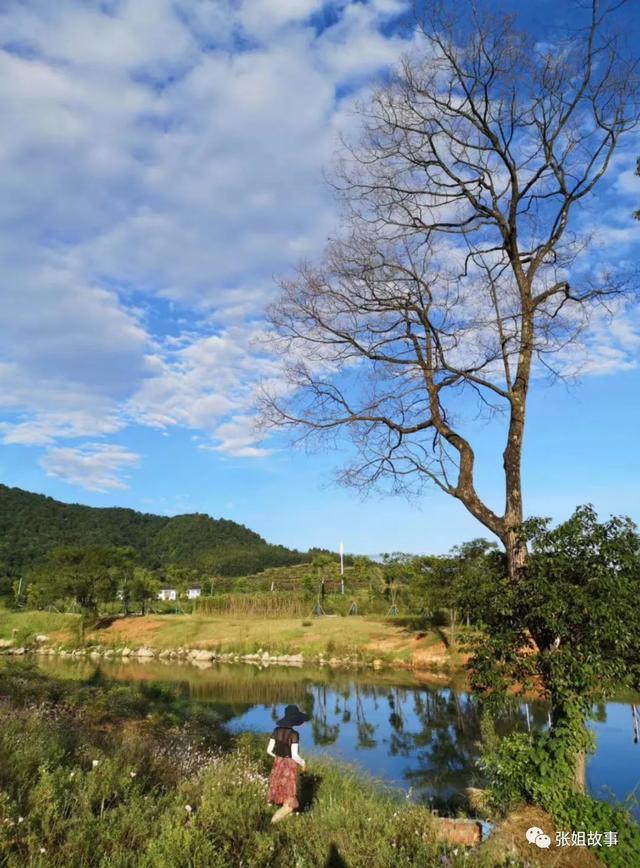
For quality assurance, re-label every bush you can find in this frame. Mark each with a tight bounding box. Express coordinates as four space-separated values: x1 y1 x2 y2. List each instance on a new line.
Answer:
0 668 454 867
480 715 640 868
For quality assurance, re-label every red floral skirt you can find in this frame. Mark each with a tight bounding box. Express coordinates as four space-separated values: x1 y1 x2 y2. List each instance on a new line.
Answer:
268 757 299 808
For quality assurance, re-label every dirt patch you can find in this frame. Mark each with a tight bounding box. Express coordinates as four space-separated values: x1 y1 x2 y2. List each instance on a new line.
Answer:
48 629 74 643
479 806 602 867
410 640 450 668
88 617 165 645
365 635 409 653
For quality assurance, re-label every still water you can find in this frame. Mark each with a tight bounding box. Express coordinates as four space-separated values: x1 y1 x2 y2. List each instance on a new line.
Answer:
34 657 640 817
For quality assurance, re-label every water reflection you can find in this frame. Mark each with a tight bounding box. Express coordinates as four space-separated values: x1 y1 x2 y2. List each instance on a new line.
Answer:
33 658 639 816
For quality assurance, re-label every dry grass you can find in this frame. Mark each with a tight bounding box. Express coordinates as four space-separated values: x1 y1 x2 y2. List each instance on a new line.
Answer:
89 613 464 669
478 805 602 867
0 607 465 670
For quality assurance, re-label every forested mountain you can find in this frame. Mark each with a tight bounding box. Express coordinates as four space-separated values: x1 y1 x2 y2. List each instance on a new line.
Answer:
0 484 309 586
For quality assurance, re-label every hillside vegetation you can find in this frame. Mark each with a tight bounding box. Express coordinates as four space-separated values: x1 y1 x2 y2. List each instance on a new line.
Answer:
0 484 314 592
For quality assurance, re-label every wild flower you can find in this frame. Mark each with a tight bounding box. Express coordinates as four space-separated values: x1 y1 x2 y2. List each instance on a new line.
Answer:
129 771 137 778
92 760 99 768
185 805 192 814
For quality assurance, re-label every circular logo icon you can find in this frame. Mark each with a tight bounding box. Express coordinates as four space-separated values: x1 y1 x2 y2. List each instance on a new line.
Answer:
526 826 552 848
526 826 544 844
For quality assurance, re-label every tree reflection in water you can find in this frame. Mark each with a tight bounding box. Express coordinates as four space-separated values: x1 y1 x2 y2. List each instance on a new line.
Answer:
354 685 377 749
38 658 631 812
311 685 340 745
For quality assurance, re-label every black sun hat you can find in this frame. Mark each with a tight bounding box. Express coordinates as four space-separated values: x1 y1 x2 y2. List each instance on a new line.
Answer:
276 704 310 727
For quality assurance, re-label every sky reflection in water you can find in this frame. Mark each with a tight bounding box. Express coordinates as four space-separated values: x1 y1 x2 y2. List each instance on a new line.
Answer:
35 659 640 817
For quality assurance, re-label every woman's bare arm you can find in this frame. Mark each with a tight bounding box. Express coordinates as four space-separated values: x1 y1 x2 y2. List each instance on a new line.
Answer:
291 742 306 768
266 738 276 758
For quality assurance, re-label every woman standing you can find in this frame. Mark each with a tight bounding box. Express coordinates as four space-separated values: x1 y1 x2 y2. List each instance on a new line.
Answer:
266 704 310 823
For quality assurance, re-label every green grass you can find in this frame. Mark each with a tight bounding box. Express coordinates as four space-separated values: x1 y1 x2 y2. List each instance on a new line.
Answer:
0 606 463 671
0 609 80 644
90 613 437 663
0 665 502 867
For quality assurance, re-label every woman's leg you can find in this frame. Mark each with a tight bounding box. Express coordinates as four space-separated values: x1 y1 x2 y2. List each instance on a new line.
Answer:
271 803 294 823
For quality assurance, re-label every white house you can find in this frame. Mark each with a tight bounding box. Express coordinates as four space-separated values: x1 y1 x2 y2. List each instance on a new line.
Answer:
187 587 201 600
158 588 177 602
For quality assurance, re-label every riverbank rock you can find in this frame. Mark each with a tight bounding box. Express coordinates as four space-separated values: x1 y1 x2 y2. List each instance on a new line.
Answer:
372 659 384 669
121 648 132 656
136 647 155 658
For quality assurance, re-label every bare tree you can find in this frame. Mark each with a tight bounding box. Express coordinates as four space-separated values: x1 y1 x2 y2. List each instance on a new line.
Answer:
261 0 639 581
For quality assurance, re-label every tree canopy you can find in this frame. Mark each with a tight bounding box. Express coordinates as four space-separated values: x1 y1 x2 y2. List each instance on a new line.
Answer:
469 505 640 717
0 483 311 592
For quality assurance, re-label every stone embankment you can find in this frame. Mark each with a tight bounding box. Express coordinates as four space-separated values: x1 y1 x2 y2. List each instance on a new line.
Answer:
0 637 387 670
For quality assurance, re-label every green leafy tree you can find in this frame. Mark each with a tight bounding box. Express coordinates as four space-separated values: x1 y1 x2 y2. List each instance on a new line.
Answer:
450 539 500 627
129 568 160 616
27 546 126 614
0 483 312 583
111 547 136 615
351 556 385 603
381 554 415 614
470 506 640 793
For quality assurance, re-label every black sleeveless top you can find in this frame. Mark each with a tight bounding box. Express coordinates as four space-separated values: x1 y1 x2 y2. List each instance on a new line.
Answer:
272 726 299 758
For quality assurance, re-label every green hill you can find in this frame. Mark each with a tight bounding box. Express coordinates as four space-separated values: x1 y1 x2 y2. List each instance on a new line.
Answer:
0 484 310 589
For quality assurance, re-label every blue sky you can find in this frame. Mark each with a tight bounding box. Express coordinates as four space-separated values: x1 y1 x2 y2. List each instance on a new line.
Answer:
1 0 639 555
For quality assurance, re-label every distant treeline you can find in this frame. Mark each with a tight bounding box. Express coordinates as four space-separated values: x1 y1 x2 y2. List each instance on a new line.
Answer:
0 484 332 597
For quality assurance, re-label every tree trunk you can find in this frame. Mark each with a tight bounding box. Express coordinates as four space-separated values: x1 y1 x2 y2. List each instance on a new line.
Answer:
504 528 528 580
574 751 586 792
546 685 588 794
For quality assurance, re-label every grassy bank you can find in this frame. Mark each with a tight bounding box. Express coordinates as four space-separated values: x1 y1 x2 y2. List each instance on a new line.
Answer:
0 664 499 867
0 608 466 672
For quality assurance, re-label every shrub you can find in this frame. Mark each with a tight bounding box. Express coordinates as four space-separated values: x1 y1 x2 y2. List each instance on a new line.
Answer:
0 668 455 867
480 714 640 867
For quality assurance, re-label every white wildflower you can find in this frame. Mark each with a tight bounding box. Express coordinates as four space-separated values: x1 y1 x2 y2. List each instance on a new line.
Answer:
40 848 46 854
92 760 99 768
130 772 137 779
185 805 192 814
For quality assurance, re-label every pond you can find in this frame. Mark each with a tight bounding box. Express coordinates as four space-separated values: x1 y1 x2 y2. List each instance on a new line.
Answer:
32 657 640 818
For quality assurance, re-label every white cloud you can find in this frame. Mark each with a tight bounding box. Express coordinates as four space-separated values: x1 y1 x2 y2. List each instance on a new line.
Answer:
0 0 411 490
208 415 270 458
39 443 140 492
0 0 637 492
